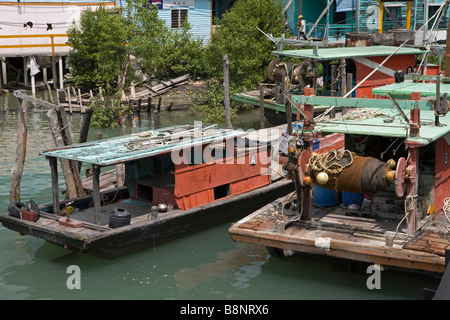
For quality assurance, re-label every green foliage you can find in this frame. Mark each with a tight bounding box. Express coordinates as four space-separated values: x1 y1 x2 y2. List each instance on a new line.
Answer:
190 79 239 123
67 6 131 92
204 0 285 90
152 24 206 79
126 0 205 79
190 0 285 122
89 94 131 128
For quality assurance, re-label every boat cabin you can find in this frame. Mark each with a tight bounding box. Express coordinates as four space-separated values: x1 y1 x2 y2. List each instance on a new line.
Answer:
41 125 272 218
0 123 295 259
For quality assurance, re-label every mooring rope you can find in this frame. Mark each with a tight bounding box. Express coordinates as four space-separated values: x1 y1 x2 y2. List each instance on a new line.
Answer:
308 149 354 176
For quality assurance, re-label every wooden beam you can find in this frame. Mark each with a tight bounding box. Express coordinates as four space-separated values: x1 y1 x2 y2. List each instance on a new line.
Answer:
14 90 59 111
92 164 102 225
49 156 60 215
223 55 232 129
9 95 28 202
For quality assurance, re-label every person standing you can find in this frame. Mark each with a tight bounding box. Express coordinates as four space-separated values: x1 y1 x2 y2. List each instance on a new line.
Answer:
297 15 307 40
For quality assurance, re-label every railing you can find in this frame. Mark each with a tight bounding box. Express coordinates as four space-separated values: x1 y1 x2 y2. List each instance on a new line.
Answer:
0 34 68 56
305 23 355 41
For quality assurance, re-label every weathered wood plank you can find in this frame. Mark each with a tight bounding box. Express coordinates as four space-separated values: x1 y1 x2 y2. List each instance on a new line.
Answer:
10 95 28 202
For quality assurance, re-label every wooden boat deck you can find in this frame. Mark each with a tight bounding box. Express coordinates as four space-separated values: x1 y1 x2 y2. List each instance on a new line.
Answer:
229 193 449 274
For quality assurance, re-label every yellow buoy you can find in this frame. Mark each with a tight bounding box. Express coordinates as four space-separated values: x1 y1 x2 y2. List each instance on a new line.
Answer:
387 159 396 169
385 170 395 182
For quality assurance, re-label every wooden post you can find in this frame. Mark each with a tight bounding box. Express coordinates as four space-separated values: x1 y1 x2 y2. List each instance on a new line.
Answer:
46 83 54 104
78 88 84 113
47 109 78 199
67 87 72 113
79 108 93 144
78 108 93 172
259 84 265 129
92 164 102 225
49 156 60 215
154 109 160 129
223 55 232 129
52 56 58 90
57 106 84 197
1 60 6 86
330 64 336 118
23 57 29 87
9 95 28 202
147 97 152 113
58 56 63 89
340 58 347 115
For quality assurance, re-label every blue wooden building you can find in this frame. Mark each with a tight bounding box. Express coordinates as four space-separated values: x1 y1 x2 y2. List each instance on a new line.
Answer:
119 0 214 45
283 0 449 42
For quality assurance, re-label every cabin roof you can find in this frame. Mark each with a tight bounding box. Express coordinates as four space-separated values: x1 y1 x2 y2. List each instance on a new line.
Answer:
315 108 450 145
272 45 427 61
372 81 450 99
291 95 450 145
41 125 242 166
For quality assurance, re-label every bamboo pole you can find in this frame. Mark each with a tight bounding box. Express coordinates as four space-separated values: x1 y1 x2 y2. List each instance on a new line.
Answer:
10 95 28 202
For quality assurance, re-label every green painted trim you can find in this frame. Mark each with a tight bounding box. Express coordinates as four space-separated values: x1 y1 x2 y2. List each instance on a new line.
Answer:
233 94 286 112
291 95 435 110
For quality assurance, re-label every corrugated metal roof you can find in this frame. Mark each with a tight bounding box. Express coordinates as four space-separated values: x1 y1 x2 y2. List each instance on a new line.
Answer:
42 125 243 166
315 108 450 145
373 82 450 98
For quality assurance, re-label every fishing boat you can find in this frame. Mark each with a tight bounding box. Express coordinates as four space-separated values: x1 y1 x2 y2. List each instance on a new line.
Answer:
235 41 432 126
229 80 450 274
0 121 299 259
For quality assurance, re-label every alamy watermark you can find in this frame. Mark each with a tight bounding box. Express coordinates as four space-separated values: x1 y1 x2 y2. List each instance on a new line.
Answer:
66 265 81 290
366 264 381 290
167 121 283 175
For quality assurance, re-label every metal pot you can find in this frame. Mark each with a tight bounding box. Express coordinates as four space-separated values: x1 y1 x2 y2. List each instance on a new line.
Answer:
158 203 168 213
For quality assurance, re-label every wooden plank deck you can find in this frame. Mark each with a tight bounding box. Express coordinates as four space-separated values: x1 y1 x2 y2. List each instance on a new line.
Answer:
229 192 449 273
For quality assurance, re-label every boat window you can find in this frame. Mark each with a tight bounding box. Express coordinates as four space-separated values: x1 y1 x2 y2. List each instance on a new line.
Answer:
214 184 230 200
137 185 153 202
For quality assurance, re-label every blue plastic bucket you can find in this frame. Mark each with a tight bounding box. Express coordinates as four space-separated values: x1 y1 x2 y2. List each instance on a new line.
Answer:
342 192 364 207
313 185 340 207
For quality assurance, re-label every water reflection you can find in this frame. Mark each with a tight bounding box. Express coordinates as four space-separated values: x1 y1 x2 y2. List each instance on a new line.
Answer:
173 244 268 291
0 91 440 300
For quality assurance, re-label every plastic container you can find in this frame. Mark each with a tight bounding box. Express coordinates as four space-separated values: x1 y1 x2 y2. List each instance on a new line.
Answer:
342 192 364 208
286 123 302 134
311 140 339 207
313 185 340 207
108 208 131 228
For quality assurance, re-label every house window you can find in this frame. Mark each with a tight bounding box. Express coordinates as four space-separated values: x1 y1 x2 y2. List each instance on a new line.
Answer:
171 9 188 28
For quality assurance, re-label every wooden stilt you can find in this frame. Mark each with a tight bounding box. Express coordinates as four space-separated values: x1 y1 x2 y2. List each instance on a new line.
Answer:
10 95 28 202
47 109 78 199
92 164 102 225
49 156 60 215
